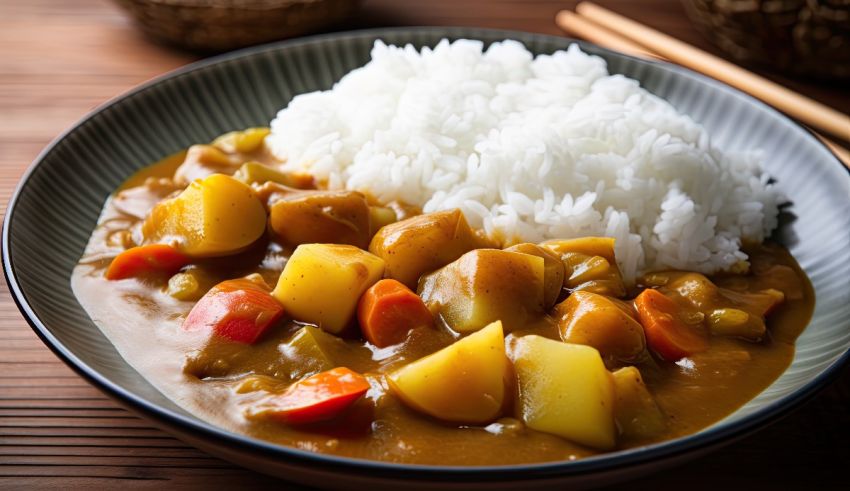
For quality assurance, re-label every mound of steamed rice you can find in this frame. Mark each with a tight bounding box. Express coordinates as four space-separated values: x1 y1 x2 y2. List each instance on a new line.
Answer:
267 39 783 282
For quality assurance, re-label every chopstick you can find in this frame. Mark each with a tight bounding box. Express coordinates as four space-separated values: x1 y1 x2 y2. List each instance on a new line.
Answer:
555 5 850 169
555 11 663 61
568 2 850 142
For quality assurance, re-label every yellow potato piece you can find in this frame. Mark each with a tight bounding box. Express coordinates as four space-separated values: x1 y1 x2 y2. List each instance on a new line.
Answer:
504 243 565 309
418 249 545 334
142 173 266 257
611 366 666 440
387 321 506 424
369 209 492 289
272 244 384 334
554 291 646 364
541 237 626 297
542 237 617 263
509 335 616 450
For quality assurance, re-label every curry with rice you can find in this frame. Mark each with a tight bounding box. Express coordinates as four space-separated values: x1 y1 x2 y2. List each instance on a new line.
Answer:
72 128 814 465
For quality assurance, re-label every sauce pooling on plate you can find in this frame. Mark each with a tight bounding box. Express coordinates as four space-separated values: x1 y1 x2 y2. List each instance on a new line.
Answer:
72 128 814 465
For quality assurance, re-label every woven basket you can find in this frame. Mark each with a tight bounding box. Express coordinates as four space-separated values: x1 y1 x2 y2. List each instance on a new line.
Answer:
113 0 361 52
682 0 850 81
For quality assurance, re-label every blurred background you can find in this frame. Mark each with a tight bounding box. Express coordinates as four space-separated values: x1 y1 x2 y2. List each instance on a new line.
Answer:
1 1 847 165
0 0 848 488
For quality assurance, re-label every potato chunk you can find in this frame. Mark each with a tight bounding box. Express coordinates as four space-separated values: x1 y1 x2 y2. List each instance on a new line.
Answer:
509 335 616 450
611 366 666 440
142 174 266 257
269 190 371 249
272 244 384 333
387 321 506 424
418 249 545 334
369 209 492 289
504 243 565 309
542 237 618 262
554 291 646 364
660 272 718 311
541 237 626 297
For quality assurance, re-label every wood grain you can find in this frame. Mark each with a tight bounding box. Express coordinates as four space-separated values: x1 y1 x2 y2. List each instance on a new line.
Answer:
0 0 848 489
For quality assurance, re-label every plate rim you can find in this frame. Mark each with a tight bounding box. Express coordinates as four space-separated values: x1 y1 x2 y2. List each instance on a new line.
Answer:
3 25 849 481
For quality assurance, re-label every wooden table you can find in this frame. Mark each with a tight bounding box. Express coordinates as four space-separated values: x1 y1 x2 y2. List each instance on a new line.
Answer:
1 0 847 488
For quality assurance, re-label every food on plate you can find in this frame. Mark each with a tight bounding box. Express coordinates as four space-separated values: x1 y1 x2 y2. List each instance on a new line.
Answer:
244 367 370 424
104 244 189 280
72 39 813 466
554 291 647 364
611 366 667 440
269 190 372 249
368 209 492 289
503 243 565 309
387 321 507 424
418 248 547 333
509 335 616 450
272 243 385 334
357 279 434 348
268 40 782 283
142 173 266 257
182 277 284 344
542 238 627 297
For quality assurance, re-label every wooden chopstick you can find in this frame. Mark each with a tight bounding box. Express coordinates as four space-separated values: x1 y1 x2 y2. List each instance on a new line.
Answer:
555 11 663 61
569 2 850 143
555 6 850 169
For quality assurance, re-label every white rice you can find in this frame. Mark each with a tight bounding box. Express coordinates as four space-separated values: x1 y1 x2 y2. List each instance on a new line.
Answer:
267 39 782 281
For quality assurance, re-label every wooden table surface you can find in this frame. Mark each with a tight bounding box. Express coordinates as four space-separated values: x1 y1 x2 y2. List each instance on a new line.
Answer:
0 0 847 489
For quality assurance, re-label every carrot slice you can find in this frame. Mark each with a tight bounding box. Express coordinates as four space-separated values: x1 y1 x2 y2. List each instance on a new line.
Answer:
357 279 434 347
105 244 189 280
247 367 370 424
635 289 708 361
183 278 284 344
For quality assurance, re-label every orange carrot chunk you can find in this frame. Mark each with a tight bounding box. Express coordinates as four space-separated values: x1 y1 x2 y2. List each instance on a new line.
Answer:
357 279 434 348
105 244 189 280
183 278 284 344
248 367 370 424
635 288 708 361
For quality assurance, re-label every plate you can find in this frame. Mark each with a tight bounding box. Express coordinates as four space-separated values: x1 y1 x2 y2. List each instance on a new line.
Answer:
4 27 850 490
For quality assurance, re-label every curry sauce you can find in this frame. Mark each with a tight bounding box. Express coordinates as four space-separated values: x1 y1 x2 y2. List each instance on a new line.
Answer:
71 129 814 465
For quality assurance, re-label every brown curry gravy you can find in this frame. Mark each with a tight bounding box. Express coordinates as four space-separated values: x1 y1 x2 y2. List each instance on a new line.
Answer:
71 149 815 466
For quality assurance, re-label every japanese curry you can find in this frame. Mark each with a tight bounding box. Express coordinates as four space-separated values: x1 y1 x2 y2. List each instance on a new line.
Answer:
72 128 814 465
